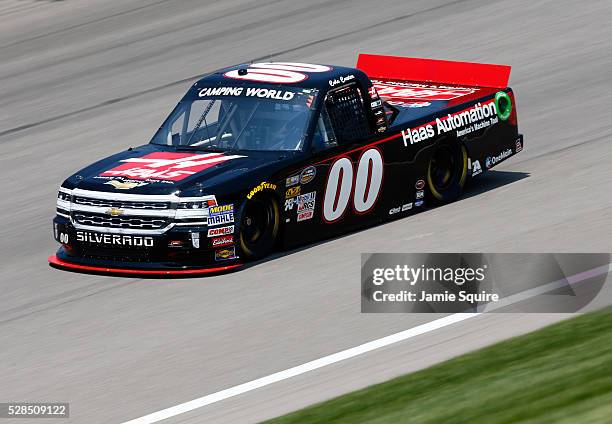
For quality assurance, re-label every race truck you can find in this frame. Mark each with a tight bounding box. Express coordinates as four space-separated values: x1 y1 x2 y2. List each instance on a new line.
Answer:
50 54 523 275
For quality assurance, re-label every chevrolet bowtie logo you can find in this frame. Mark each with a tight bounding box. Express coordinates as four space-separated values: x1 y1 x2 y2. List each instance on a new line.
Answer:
106 207 124 217
105 180 148 190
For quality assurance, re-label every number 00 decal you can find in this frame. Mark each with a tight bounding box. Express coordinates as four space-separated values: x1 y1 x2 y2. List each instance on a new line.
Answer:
323 148 383 222
224 62 332 84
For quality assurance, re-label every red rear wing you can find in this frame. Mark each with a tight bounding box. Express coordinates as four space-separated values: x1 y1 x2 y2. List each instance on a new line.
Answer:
356 54 511 89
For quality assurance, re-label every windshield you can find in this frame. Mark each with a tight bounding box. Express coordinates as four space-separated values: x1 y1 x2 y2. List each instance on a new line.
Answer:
150 85 318 152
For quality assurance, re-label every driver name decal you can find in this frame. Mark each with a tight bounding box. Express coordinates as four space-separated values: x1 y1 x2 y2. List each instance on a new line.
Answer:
100 152 245 181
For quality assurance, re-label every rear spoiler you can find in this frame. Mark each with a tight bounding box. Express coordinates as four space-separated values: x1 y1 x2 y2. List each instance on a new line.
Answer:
356 54 511 89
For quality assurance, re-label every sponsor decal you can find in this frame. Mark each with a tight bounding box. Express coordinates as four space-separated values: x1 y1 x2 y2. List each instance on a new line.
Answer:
401 124 434 145
297 210 314 222
472 160 482 176
76 231 154 247
209 204 233 214
191 232 200 249
101 152 245 182
296 191 316 221
401 100 499 146
415 190 424 200
372 80 477 101
199 86 296 101
105 207 124 217
296 191 316 213
299 166 316 184
105 180 148 190
286 186 301 198
389 206 401 215
208 204 234 225
247 182 277 200
215 246 236 261
368 86 380 100
415 179 426 190
224 62 332 84
297 202 314 214
198 86 298 101
286 174 300 187
415 200 424 207
329 74 355 87
207 225 234 237
197 86 244 97
515 139 523 153
211 235 233 247
401 203 413 211
246 87 295 101
284 198 296 211
455 115 499 137
486 149 513 169
208 214 233 225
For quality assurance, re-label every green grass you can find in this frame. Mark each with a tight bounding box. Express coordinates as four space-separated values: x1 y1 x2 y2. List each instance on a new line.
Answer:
265 309 612 424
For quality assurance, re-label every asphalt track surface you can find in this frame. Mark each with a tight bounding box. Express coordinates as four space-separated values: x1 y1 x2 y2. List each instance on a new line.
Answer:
1 0 611 423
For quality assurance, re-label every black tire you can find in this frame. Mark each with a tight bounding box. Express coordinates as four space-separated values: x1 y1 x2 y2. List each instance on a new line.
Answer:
426 141 468 204
239 195 280 260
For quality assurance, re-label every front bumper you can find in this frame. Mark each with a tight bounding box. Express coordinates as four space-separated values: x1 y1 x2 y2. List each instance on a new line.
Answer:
51 216 241 276
48 254 241 276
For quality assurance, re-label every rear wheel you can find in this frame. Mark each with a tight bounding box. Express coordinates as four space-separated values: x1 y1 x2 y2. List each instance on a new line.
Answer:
239 196 280 260
426 141 468 204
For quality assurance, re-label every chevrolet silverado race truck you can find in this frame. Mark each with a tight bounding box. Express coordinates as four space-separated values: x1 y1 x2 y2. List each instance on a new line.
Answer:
50 54 523 275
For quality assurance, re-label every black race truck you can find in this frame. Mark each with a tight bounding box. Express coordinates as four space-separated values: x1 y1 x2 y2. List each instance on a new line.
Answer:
50 54 523 275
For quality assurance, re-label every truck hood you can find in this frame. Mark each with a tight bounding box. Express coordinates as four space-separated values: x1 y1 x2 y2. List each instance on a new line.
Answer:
67 145 292 196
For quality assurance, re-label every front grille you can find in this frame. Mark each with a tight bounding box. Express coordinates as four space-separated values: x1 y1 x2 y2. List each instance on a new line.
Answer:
73 212 169 230
73 196 171 210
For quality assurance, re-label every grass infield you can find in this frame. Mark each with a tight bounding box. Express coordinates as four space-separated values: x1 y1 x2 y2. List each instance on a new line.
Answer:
265 309 612 424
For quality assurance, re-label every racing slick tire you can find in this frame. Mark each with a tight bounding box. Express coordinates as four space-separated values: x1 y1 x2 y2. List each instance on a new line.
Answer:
239 195 280 260
426 140 468 204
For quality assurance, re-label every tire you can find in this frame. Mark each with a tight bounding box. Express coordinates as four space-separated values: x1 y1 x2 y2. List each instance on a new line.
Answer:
426 141 468 204
239 195 280 260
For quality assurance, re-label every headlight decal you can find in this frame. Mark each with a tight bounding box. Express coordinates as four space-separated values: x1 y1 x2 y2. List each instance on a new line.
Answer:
57 188 72 213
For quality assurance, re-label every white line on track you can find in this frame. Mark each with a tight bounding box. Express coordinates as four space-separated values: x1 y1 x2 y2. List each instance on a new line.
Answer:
122 262 612 424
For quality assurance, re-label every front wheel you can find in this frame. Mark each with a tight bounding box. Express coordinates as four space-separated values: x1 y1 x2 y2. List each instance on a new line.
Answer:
239 196 280 260
426 141 468 204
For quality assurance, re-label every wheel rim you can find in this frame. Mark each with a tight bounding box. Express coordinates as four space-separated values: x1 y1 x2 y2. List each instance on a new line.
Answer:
241 199 272 246
430 145 456 192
